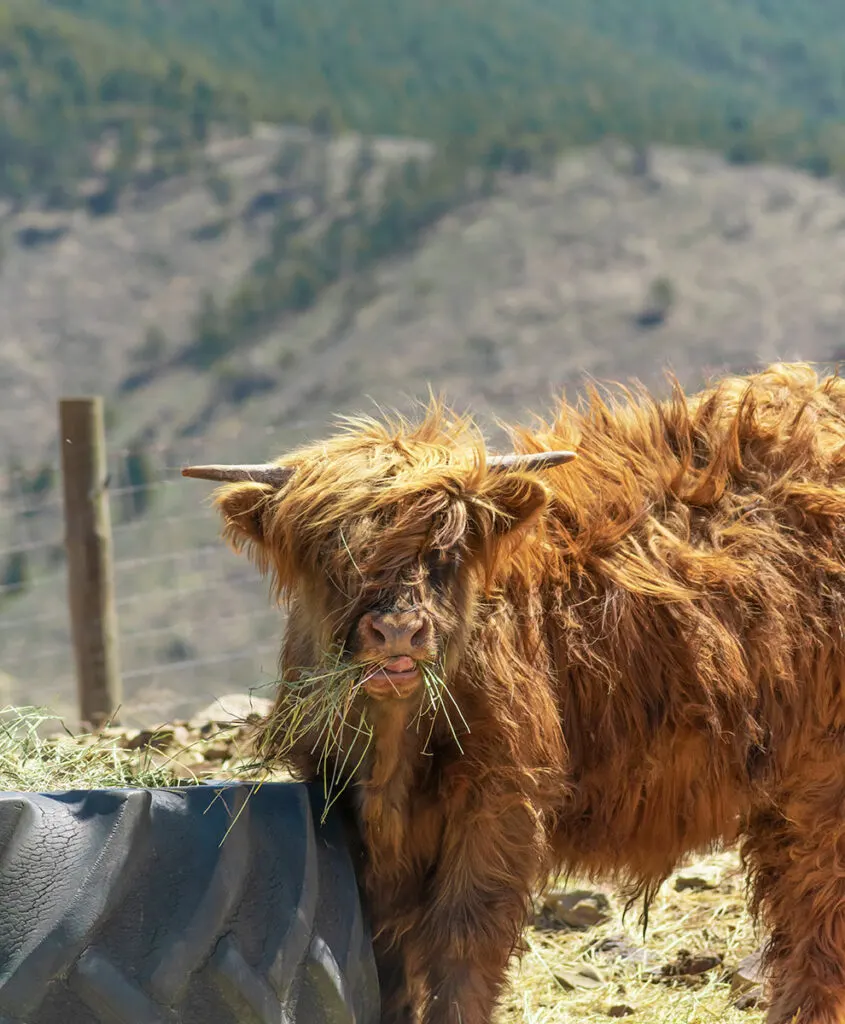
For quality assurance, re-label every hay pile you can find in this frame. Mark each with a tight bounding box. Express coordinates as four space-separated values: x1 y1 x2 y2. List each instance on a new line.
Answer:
500 850 766 1023
0 695 280 791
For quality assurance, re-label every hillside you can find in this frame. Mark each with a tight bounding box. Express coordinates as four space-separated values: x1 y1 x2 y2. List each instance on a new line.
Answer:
0 0 273 205
36 0 845 180
6 0 845 223
8 0 845 215
3 135 845 725
546 0 845 123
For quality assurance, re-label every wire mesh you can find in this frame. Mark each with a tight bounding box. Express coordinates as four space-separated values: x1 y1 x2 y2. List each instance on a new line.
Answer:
0 432 296 729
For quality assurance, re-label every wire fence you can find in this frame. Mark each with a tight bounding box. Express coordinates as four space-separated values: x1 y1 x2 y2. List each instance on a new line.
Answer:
0 430 308 730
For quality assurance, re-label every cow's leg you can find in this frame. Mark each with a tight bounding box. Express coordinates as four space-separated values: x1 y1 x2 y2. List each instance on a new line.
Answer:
423 942 514 1024
741 757 845 1024
374 937 421 1024
415 793 545 1024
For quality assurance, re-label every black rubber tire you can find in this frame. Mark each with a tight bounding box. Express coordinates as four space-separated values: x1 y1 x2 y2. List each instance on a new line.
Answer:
0 781 380 1024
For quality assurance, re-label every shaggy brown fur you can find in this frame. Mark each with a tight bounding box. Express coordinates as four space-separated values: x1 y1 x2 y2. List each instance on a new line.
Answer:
205 362 845 1024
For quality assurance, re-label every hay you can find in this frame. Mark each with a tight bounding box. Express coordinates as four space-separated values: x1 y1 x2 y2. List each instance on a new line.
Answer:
498 850 766 1023
0 704 274 791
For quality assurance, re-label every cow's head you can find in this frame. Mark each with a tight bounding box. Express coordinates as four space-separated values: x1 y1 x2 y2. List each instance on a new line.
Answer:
184 411 575 715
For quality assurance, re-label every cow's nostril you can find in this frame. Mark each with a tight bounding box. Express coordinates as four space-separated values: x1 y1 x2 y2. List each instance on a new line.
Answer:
411 621 429 648
370 621 389 645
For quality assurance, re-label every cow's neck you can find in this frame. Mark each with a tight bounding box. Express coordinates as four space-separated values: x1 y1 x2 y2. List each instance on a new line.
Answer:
356 700 422 872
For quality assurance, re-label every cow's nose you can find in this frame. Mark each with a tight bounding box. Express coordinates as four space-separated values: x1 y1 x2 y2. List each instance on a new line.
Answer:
356 611 432 654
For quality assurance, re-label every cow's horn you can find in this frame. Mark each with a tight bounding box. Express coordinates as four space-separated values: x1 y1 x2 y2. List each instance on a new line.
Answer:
487 451 577 472
181 463 294 487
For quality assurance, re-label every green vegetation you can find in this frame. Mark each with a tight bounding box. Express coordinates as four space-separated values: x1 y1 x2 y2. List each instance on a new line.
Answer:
117 441 157 521
550 0 845 124
6 0 845 212
0 704 282 791
40 0 845 169
636 276 678 329
0 552 29 601
38 0 845 121
0 0 266 204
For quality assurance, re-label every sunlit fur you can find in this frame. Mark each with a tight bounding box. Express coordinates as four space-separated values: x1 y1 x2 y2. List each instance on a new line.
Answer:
212 362 845 1024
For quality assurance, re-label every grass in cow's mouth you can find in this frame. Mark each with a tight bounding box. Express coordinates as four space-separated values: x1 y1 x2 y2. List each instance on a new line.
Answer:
249 655 471 817
418 660 470 754
251 650 375 821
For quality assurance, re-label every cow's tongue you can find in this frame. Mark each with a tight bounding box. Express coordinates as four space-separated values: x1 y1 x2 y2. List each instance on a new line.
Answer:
381 656 416 674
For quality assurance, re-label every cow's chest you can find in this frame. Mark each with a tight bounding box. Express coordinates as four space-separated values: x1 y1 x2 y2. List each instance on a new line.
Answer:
353 729 459 886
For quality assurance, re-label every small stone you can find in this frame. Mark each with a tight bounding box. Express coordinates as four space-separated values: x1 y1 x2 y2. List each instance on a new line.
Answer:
731 949 767 994
203 745 233 762
124 727 175 751
657 949 723 978
555 964 606 990
607 1005 635 1018
171 725 194 748
543 889 611 929
189 693 274 729
674 872 719 892
734 987 766 1011
595 935 651 967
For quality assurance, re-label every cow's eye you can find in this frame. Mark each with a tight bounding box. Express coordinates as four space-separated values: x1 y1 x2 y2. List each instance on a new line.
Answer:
425 551 458 590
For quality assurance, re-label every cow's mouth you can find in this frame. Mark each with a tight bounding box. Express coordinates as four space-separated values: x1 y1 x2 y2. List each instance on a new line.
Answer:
362 656 422 700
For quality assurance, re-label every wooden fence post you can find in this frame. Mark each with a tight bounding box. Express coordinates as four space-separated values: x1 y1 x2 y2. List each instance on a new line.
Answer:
59 397 122 729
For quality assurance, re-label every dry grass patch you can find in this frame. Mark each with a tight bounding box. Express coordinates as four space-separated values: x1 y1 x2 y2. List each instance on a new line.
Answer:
0 698 284 792
498 850 766 1023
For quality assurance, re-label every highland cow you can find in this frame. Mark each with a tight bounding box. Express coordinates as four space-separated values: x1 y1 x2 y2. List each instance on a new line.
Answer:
184 362 845 1024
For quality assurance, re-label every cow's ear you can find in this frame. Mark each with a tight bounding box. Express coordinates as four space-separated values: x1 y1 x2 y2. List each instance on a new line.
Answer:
475 472 551 537
213 482 275 550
